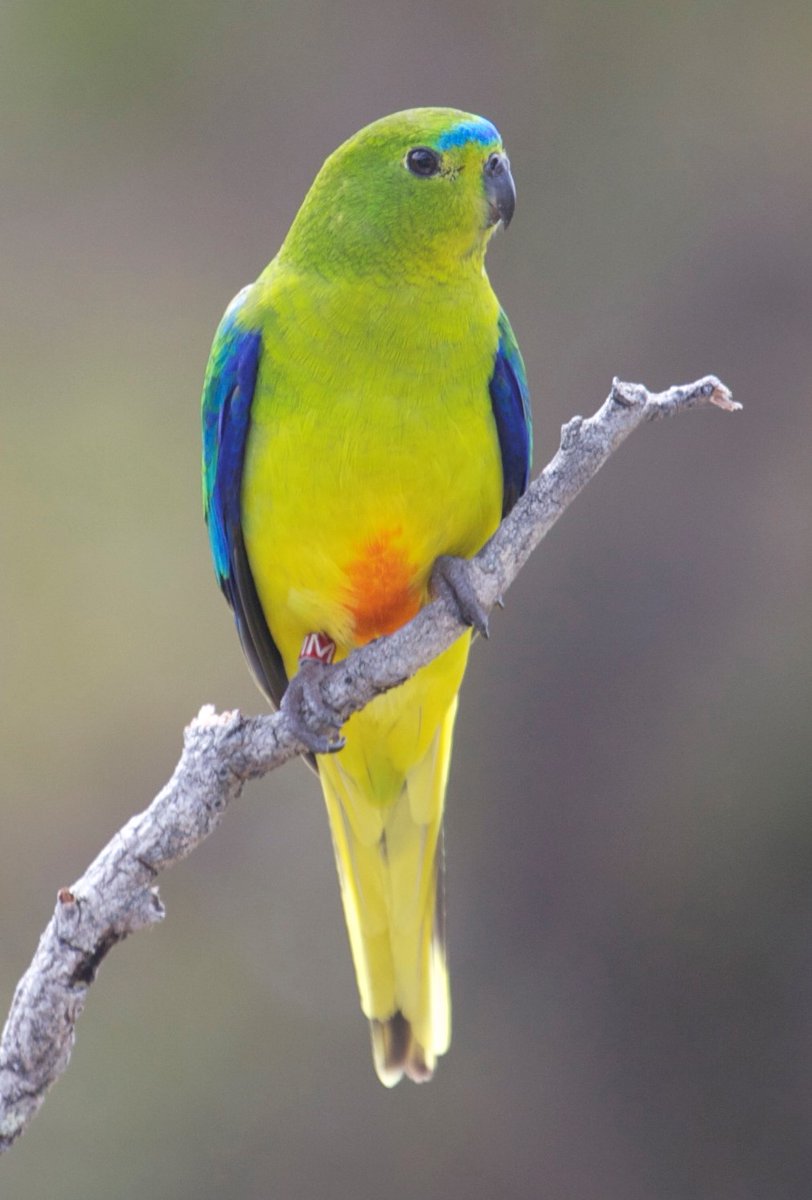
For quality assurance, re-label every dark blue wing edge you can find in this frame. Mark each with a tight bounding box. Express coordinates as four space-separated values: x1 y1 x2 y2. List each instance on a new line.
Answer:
202 297 289 709
488 309 533 517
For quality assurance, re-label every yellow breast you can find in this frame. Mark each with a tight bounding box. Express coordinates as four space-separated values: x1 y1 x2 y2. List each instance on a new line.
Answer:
240 267 503 676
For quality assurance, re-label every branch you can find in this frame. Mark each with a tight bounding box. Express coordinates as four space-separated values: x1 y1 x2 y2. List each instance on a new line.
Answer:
0 375 739 1151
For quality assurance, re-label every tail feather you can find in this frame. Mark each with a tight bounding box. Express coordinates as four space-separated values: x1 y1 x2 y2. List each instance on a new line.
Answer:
371 1010 434 1086
318 698 458 1085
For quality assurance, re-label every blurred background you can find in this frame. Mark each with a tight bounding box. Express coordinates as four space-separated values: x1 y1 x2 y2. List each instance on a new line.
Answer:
2 1 811 1196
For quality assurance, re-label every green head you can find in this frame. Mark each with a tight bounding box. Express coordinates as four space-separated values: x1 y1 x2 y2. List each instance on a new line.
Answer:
278 107 515 282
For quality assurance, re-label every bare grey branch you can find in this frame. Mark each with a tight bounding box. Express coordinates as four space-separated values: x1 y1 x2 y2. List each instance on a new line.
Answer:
0 374 739 1152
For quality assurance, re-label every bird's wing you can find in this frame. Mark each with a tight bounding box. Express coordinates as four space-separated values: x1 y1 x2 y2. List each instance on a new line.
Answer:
202 287 289 708
489 308 533 517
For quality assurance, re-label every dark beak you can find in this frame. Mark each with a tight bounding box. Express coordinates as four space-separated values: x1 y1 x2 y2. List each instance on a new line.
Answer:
484 152 516 228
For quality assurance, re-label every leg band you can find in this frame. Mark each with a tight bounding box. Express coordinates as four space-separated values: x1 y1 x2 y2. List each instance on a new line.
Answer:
299 632 336 665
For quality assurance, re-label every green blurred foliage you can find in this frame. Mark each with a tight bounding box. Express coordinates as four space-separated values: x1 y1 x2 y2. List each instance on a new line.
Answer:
2 1 811 1197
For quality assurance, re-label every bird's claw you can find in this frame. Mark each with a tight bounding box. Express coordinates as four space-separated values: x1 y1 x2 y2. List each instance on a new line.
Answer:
430 554 491 639
282 659 345 755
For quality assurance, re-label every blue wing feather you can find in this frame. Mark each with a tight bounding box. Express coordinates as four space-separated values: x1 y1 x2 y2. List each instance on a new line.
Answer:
488 309 533 517
202 289 259 586
202 289 289 707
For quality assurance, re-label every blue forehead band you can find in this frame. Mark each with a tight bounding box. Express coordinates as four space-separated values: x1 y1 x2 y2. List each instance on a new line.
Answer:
436 118 500 151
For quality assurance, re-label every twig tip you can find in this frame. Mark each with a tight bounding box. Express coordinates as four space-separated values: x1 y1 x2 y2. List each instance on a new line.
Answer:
707 381 741 413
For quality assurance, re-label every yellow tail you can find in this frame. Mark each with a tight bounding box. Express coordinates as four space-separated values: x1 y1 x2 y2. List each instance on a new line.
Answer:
317 692 460 1085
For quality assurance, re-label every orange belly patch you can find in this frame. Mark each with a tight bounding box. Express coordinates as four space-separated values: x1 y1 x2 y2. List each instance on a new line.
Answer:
344 528 421 644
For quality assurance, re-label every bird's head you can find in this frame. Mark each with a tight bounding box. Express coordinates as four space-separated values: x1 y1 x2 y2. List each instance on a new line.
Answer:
279 108 515 282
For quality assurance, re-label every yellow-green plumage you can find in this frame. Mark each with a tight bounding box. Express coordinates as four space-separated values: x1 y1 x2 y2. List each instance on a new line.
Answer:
202 108 531 1084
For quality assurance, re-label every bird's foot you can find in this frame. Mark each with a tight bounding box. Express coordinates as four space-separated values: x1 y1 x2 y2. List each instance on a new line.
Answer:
281 633 345 755
430 555 490 639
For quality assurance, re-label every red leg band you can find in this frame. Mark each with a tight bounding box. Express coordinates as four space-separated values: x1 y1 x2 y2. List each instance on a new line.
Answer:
299 632 336 665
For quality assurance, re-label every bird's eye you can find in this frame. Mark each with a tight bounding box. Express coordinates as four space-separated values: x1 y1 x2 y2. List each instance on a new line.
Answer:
405 147 441 177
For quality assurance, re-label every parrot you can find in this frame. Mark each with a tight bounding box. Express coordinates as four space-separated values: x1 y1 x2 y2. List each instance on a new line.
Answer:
201 108 532 1085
